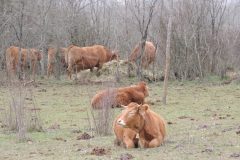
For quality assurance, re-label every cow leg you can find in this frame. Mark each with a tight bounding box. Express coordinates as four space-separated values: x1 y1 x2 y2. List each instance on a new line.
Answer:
20 62 25 80
114 138 122 146
12 60 17 77
31 60 36 81
67 65 73 80
123 137 135 149
138 131 150 148
47 64 53 78
7 59 14 77
96 65 103 77
152 60 155 81
74 65 78 80
148 136 164 148
139 137 149 148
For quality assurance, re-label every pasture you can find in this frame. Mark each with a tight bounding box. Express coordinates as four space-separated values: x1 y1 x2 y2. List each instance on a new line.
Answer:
0 75 239 160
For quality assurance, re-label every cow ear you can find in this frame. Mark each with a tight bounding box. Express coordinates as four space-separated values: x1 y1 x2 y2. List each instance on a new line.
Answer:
141 104 149 111
139 104 149 116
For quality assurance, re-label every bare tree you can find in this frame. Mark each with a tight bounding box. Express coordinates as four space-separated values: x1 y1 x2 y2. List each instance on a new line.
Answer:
38 0 53 77
10 0 25 80
0 0 240 81
209 0 227 73
128 0 158 79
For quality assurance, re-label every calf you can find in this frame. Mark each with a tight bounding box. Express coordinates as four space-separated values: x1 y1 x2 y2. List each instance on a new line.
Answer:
117 102 166 148
91 81 149 109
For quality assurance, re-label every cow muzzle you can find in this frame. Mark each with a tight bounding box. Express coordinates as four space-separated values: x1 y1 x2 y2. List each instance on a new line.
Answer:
117 119 126 127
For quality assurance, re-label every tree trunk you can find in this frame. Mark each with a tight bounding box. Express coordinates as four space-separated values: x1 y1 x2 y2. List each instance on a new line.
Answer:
162 2 173 105
17 46 23 80
55 46 61 80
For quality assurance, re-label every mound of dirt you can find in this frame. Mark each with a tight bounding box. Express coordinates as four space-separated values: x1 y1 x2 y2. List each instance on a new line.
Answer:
77 132 93 140
91 147 106 156
120 153 134 160
71 129 82 134
54 137 66 142
167 121 176 125
230 153 240 158
236 130 240 135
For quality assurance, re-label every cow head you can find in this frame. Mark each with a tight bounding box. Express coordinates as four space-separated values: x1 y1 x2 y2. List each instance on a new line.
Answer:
110 51 119 61
138 81 149 97
117 102 149 132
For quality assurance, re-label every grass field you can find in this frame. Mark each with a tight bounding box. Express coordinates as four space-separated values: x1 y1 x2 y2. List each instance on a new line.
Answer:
0 75 240 160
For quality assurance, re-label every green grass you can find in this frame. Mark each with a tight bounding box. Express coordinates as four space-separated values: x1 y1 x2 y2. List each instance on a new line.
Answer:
0 76 240 160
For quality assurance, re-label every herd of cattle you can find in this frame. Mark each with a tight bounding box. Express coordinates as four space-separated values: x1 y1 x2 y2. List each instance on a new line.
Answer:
5 41 166 149
5 41 156 79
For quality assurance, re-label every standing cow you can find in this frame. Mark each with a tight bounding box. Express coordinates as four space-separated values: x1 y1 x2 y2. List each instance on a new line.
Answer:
6 46 42 79
66 45 118 79
47 47 68 78
129 41 156 69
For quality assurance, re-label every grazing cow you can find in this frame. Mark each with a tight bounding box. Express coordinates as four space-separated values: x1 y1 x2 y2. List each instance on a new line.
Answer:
47 47 68 78
91 81 149 109
6 46 42 78
117 102 166 148
113 114 139 148
66 45 118 79
129 41 156 68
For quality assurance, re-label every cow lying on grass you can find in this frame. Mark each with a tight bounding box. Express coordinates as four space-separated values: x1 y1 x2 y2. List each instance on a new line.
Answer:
115 102 166 148
91 81 149 109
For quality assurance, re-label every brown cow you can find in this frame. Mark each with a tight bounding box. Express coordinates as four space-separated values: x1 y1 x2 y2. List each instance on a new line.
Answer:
47 47 68 78
6 46 42 79
117 102 166 148
66 45 118 79
91 81 149 109
113 114 138 148
129 41 156 68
